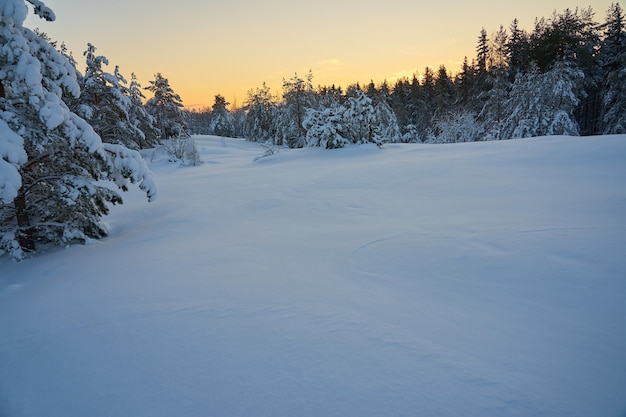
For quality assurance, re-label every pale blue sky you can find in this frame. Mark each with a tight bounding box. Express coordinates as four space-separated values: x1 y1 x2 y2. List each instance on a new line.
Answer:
26 0 614 108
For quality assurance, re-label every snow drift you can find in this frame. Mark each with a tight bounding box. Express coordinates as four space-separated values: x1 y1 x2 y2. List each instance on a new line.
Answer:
1 135 625 417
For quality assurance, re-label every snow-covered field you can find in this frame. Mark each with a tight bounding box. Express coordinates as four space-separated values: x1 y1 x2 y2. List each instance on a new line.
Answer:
1 135 625 417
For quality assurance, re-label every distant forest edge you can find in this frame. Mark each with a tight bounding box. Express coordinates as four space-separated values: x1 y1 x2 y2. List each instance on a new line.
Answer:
23 3 626 150
185 4 626 147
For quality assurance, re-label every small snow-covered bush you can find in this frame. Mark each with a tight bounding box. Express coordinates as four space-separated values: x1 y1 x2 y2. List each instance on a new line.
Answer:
434 111 483 143
152 137 201 166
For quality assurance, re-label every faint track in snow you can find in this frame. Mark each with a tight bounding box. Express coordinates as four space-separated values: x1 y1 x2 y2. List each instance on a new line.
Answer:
0 284 22 299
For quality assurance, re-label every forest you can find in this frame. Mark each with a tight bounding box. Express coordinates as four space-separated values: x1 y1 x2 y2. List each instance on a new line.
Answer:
185 5 626 147
1 1 625 258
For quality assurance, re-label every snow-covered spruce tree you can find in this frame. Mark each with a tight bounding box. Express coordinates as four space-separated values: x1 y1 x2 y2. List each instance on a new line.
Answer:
242 82 276 142
144 73 197 164
231 105 246 138
373 99 401 143
476 68 511 140
144 72 189 139
506 18 530 78
366 81 401 143
273 71 316 148
0 0 157 259
342 89 382 146
73 43 147 150
128 72 160 148
209 94 235 137
500 61 583 139
389 78 411 136
412 68 436 140
303 100 349 149
599 2 626 134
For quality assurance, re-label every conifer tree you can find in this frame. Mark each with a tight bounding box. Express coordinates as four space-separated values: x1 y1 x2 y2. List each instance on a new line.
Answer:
501 61 583 139
342 89 382 146
145 73 189 139
373 97 401 143
411 68 435 139
506 19 530 78
599 2 626 133
243 82 276 142
209 94 235 137
0 0 156 258
390 78 410 133
491 25 509 71
304 99 349 149
455 56 476 107
274 71 316 148
75 43 147 150
128 73 159 148
433 65 454 113
476 28 490 75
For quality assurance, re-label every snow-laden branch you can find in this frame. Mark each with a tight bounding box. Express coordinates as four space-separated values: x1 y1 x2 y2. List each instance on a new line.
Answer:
25 0 55 21
103 143 158 202
0 119 27 203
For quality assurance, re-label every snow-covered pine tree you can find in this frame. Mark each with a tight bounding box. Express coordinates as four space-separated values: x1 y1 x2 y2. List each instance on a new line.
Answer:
209 94 235 137
0 0 157 259
242 82 277 143
303 100 349 149
342 88 382 146
506 19 530 78
599 2 626 134
74 43 146 150
501 61 583 139
433 65 455 115
128 72 160 148
145 72 189 139
273 71 316 148
455 56 476 108
476 68 511 140
412 68 436 140
476 28 490 75
366 81 401 143
389 78 411 136
373 99 401 143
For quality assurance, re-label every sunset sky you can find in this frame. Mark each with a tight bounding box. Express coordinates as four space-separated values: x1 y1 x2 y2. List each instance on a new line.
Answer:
26 0 613 109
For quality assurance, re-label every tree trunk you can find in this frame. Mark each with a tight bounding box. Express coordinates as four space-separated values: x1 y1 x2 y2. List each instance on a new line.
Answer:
14 190 35 252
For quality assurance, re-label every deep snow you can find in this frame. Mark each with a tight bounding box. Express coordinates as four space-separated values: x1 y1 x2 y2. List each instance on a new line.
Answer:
1 135 625 417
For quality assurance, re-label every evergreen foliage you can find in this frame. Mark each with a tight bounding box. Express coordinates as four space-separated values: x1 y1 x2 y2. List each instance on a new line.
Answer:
73 43 150 150
128 73 160 148
599 3 626 134
239 5 622 146
0 0 156 259
242 83 277 143
145 73 189 139
273 72 316 148
209 94 235 137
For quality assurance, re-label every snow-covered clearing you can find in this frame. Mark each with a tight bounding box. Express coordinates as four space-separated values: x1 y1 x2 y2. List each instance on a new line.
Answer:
1 135 625 417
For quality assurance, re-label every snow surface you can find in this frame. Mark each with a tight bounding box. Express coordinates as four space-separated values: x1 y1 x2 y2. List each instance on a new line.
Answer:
1 135 625 417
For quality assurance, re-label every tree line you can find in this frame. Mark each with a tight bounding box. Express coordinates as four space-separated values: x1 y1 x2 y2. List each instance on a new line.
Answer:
187 4 626 147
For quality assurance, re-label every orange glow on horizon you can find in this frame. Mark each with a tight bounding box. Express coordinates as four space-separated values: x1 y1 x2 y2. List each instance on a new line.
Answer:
25 0 613 110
